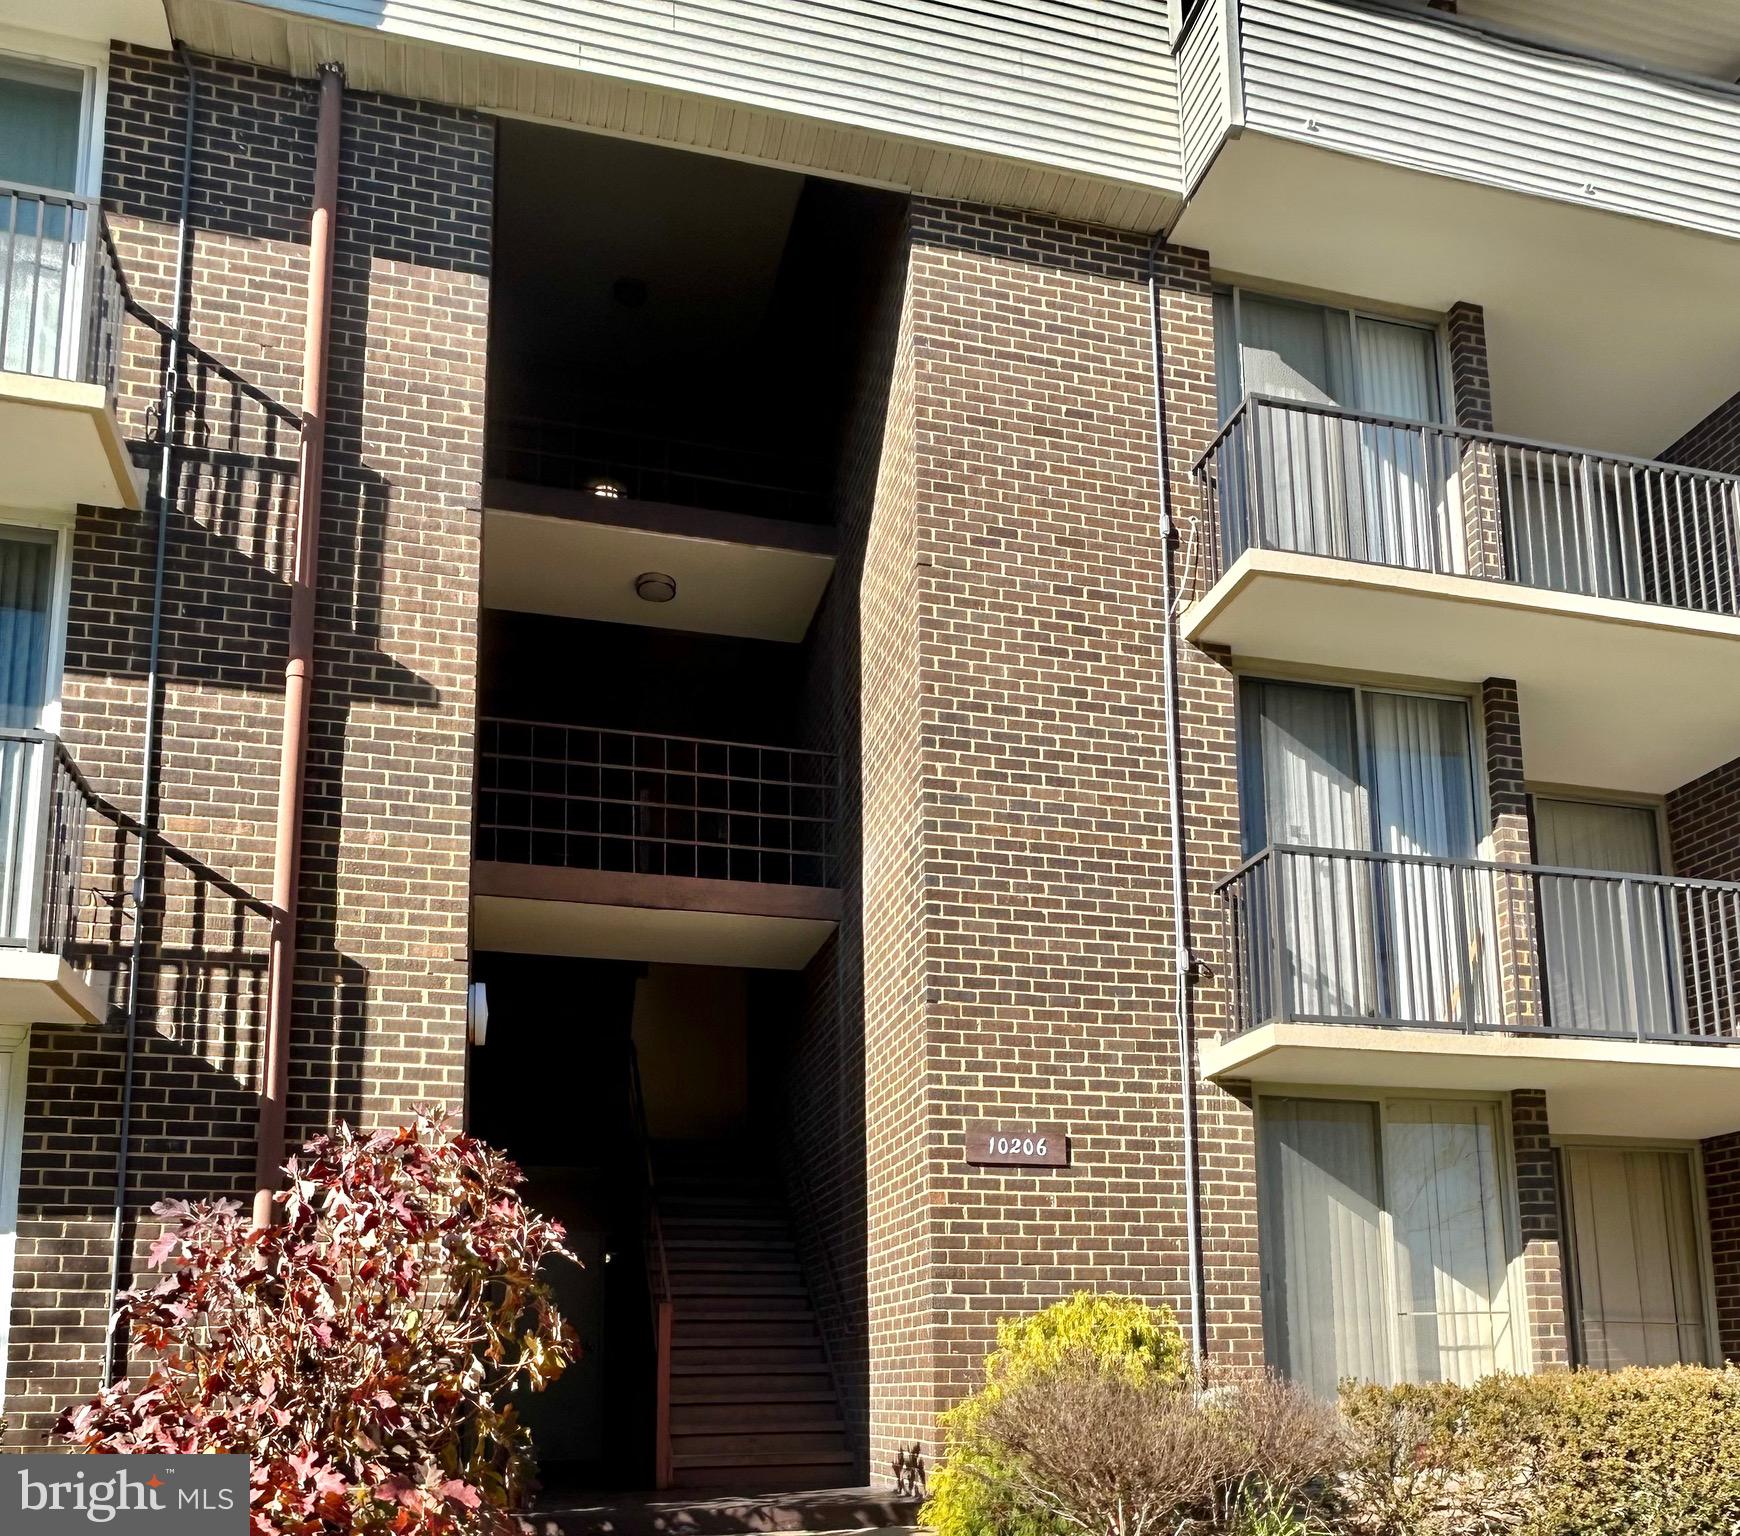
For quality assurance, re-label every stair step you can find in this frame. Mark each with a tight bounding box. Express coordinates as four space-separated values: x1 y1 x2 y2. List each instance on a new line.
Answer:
672 1399 844 1431
675 1320 821 1346
670 1383 840 1406
669 1451 856 1485
671 1364 834 1387
671 1427 851 1458
672 1345 826 1369
671 1283 811 1299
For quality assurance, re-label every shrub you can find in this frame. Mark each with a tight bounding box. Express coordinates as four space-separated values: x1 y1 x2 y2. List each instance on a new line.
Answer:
921 1293 1189 1536
1338 1367 1740 1536
922 1295 1344 1536
53 1110 576 1536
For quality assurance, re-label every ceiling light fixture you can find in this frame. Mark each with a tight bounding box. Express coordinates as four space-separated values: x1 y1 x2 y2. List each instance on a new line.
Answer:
585 477 627 499
635 572 677 604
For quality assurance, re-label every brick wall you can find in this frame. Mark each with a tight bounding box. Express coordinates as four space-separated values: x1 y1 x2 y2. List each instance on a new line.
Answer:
1447 300 1504 579
1662 394 1740 1366
1509 1090 1569 1369
5 46 491 1437
807 201 1256 1474
784 211 913 1476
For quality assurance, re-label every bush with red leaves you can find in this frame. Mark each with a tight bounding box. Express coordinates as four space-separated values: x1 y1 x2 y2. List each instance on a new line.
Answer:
53 1110 577 1536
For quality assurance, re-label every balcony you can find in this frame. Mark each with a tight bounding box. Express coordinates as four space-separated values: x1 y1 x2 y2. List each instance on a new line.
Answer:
471 719 838 969
0 185 144 513
1206 844 1740 1137
1172 0 1740 456
0 729 124 1027
1184 396 1740 791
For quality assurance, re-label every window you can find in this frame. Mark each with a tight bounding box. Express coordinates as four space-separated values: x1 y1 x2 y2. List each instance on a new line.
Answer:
1562 1144 1711 1368
0 1023 29 1415
1260 1093 1518 1397
0 524 67 942
0 45 102 379
1211 289 1458 573
1533 796 1680 1038
1239 678 1496 1026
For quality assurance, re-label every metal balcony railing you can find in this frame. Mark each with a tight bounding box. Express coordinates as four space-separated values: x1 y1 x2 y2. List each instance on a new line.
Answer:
1 184 128 399
1195 395 1740 617
1220 844 1740 1044
475 718 835 888
0 729 125 961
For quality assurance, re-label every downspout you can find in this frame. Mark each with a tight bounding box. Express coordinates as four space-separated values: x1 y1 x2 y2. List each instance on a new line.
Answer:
1147 235 1208 1376
105 39 198 1383
255 62 342 1229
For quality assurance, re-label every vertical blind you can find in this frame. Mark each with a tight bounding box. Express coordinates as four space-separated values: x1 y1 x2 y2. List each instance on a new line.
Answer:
1261 1095 1516 1397
1534 798 1677 1038
0 530 53 943
1563 1145 1709 1368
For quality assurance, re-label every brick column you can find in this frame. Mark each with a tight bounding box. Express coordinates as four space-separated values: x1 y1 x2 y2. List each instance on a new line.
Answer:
1448 301 1505 580
1510 1090 1571 1369
1702 1132 1740 1362
1482 678 1541 1029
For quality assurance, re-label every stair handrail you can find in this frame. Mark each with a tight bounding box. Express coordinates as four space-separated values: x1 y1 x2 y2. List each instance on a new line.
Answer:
627 1040 674 1489
787 1151 861 1457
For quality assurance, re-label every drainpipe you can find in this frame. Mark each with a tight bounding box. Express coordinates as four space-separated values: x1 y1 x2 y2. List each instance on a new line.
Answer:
104 40 198 1384
255 62 342 1229
1147 235 1208 1376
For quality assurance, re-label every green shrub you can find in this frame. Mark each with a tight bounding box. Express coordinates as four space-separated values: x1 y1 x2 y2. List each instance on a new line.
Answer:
920 1293 1189 1536
1338 1367 1740 1536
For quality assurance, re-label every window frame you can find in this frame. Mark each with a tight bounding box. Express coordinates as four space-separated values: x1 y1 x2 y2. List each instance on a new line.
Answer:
1255 1085 1534 1387
1552 1135 1721 1370
1213 281 1454 429
0 511 74 735
1236 671 1493 861
0 25 107 198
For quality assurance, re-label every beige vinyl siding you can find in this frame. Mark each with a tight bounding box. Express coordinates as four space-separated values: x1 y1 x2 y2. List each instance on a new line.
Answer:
168 0 1184 228
1460 0 1740 83
1189 0 1740 243
1177 0 1234 193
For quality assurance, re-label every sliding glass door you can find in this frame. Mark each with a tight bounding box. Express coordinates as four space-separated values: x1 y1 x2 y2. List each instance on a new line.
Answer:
1562 1145 1711 1368
1241 679 1495 1027
0 529 56 942
1214 290 1455 571
1533 798 1678 1038
1261 1094 1517 1395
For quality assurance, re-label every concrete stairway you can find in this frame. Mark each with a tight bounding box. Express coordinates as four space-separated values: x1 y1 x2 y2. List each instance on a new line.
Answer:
655 1143 857 1492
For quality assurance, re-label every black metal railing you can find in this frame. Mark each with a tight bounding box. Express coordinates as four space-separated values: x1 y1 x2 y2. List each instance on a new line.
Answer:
487 413 830 522
1221 843 1740 1044
0 729 126 961
1195 395 1740 616
1 184 128 398
475 718 835 887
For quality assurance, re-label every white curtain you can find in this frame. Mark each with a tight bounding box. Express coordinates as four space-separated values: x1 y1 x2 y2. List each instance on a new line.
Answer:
1534 798 1677 1038
1261 1098 1391 1395
1564 1145 1709 1368
1383 1099 1514 1384
1242 681 1374 1020
1365 692 1493 1026
0 530 53 942
1353 317 1456 571
0 61 84 378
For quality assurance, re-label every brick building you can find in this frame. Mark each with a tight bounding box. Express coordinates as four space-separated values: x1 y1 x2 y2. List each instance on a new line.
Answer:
1 0 1739 1506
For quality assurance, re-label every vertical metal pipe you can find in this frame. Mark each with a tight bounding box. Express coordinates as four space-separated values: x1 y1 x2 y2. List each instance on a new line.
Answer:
105 42 199 1385
255 63 343 1228
1147 236 1207 1376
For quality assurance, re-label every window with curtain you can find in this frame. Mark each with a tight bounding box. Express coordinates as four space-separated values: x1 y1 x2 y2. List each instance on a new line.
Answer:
1533 797 1678 1038
1260 1094 1518 1397
0 528 56 942
1562 1145 1710 1368
1213 289 1458 572
0 56 88 378
1240 679 1497 1026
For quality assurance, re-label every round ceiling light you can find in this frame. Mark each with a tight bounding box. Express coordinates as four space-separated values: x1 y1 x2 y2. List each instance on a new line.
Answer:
635 571 678 604
585 477 627 499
